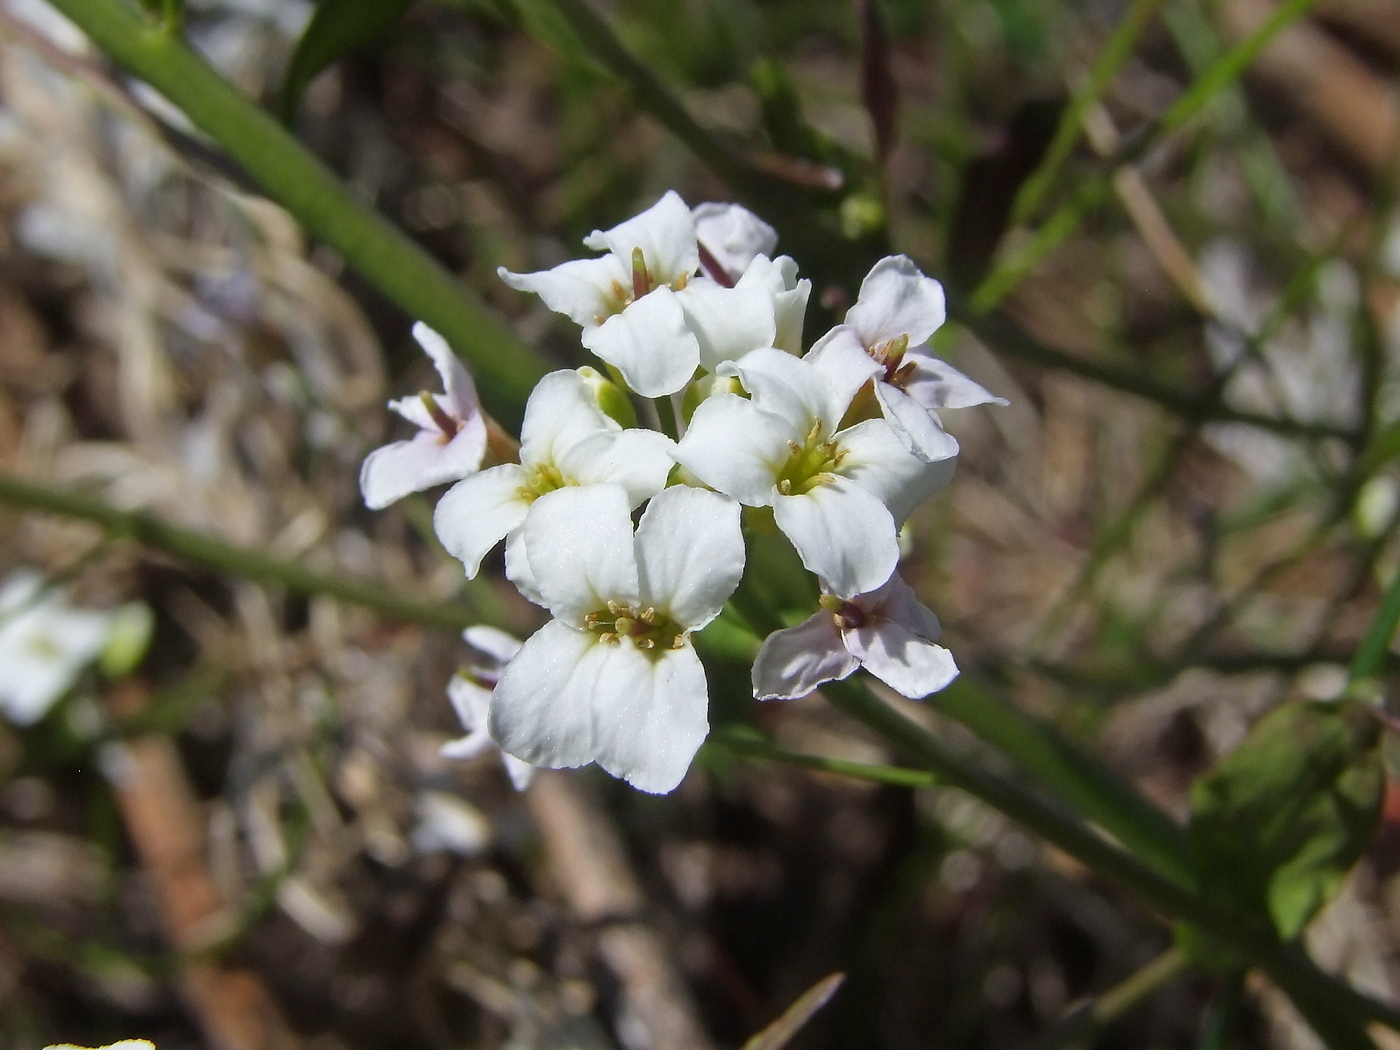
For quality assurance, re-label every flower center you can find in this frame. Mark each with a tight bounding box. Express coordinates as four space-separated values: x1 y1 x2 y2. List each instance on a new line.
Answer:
869 334 914 386
776 419 847 496
819 593 868 630
602 247 691 319
516 462 568 502
419 391 463 443
583 600 686 654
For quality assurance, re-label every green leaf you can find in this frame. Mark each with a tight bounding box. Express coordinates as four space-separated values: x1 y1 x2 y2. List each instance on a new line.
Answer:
1187 701 1384 943
279 0 417 120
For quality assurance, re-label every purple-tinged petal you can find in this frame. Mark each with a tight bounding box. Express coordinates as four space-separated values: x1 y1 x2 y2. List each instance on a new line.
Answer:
773 480 898 598
752 613 859 700
463 625 524 671
360 416 488 510
693 201 777 281
845 620 958 698
411 322 482 417
864 573 942 642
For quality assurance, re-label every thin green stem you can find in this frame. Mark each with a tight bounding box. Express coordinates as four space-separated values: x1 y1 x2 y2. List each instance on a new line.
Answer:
710 725 939 789
43 0 549 428
0 471 478 633
1011 0 1164 226
821 676 1400 1035
1349 564 1400 684
1022 946 1189 1050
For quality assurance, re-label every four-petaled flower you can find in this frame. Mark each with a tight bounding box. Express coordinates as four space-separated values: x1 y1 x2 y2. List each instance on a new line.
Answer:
442 626 535 790
807 256 1005 462
0 571 115 725
433 369 674 598
360 323 488 509
489 484 744 794
675 348 956 598
752 573 958 700
499 192 781 395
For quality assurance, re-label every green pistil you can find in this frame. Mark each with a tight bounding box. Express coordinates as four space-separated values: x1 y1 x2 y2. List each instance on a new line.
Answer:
776 419 847 496
583 600 685 656
631 246 652 300
517 462 567 502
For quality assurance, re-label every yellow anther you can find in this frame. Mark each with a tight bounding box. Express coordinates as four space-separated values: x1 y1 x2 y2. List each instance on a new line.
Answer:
639 607 656 624
787 440 803 456
607 599 627 616
599 632 620 645
673 272 689 290
778 479 793 496
636 637 655 650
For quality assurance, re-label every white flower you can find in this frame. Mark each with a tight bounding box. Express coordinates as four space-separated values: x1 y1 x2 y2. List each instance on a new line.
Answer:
433 369 674 590
674 349 956 598
360 323 488 510
0 571 114 725
443 626 535 790
752 573 958 700
736 254 810 354
693 201 778 284
499 192 783 395
489 484 744 794
806 256 1005 462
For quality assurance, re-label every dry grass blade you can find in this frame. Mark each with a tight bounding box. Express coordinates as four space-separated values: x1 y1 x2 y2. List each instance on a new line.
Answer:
740 973 846 1050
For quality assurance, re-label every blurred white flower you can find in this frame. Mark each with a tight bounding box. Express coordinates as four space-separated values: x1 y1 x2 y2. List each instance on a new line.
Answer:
442 626 535 790
490 484 744 794
675 349 956 598
433 369 674 594
0 571 114 725
752 573 957 700
359 323 487 510
807 256 1004 462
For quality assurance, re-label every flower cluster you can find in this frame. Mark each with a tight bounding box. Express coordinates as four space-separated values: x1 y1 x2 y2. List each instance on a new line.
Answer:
361 193 1003 793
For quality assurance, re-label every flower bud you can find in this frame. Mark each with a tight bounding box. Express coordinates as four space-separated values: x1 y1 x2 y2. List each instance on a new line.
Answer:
577 366 638 429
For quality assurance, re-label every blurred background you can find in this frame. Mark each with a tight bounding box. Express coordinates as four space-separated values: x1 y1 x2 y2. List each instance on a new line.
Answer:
0 0 1398 1047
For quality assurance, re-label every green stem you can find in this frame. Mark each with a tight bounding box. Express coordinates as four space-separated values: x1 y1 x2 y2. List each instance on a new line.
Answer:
43 0 548 428
709 725 939 789
1349 563 1400 683
1023 946 1189 1050
0 471 478 633
821 677 1400 1035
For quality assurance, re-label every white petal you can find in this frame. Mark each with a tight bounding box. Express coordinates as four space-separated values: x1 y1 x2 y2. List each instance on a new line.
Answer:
433 464 531 577
675 280 777 373
412 321 482 416
864 572 943 641
525 485 640 626
901 347 1008 410
0 656 78 724
847 255 947 348
447 674 492 733
582 288 700 398
519 370 616 467
773 480 898 598
502 754 536 790
490 620 599 770
873 381 961 464
804 325 883 409
723 348 845 440
584 191 699 284
673 394 790 506
586 642 709 793
736 256 809 350
557 427 676 506
498 256 628 328
693 201 778 280
463 625 524 670
359 417 488 510
846 620 958 698
504 527 546 608
634 487 744 630
440 731 497 761
835 419 956 524
751 613 859 700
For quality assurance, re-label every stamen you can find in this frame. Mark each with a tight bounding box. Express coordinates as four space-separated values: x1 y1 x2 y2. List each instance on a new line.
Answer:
607 600 627 616
599 632 620 645
670 636 686 649
639 607 656 624
673 272 688 291
778 479 793 496
806 419 823 445
636 637 655 650
787 440 803 456
419 391 462 440
631 247 651 300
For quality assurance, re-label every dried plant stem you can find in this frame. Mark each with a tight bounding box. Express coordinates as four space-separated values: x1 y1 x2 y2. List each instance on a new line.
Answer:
41 0 549 427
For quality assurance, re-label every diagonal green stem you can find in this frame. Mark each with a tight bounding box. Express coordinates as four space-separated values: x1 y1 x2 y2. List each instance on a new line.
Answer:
0 471 479 633
42 0 549 428
1348 563 1400 683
